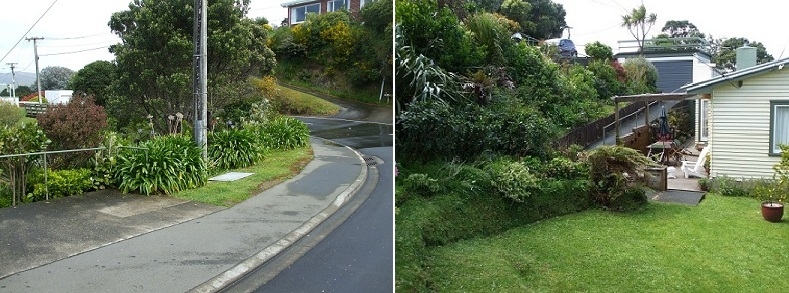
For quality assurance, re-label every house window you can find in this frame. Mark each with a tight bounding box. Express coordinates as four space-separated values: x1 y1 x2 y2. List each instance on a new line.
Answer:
327 0 349 12
360 0 376 8
699 99 709 142
770 101 789 155
291 3 320 24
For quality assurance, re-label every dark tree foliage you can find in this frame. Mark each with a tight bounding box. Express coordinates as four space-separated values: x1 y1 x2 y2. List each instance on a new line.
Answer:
467 0 503 12
108 0 276 131
585 41 614 61
359 0 392 34
396 0 484 71
660 20 704 39
499 0 566 40
38 66 75 90
0 85 32 97
523 0 566 39
68 60 117 107
712 37 774 72
36 94 109 169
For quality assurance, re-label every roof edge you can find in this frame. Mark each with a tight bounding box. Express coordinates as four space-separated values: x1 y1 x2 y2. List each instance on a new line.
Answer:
281 0 319 8
681 57 789 93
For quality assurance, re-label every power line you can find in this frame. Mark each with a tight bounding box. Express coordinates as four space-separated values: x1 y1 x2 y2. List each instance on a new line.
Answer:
608 0 629 12
40 40 118 48
0 0 59 64
39 46 111 57
44 33 111 40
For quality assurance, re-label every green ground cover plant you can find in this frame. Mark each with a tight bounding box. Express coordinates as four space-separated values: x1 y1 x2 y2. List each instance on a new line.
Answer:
274 85 341 116
173 146 312 206
115 135 207 195
424 194 789 292
208 128 265 171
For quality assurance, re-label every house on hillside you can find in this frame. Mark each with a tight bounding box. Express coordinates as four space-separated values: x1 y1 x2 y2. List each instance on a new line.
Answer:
616 37 718 150
281 0 377 26
616 38 717 94
680 46 789 179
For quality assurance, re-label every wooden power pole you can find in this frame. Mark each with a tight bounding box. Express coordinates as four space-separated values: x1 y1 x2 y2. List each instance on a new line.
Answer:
26 37 44 103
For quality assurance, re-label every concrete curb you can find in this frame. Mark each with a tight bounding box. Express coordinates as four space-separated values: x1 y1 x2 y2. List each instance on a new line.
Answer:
188 138 369 293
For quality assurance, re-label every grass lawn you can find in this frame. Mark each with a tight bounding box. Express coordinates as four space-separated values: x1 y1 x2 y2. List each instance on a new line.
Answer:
275 84 341 116
426 194 789 292
173 146 313 206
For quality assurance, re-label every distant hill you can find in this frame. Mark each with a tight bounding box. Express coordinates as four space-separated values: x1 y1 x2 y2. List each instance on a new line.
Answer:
0 72 37 88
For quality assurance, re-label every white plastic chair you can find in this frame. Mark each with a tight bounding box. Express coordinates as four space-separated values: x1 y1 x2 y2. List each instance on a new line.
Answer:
681 146 709 178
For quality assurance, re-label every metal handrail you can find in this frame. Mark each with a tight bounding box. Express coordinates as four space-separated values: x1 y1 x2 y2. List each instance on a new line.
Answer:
602 101 660 145
0 146 148 203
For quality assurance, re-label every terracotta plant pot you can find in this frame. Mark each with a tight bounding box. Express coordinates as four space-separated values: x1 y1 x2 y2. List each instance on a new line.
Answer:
761 202 784 222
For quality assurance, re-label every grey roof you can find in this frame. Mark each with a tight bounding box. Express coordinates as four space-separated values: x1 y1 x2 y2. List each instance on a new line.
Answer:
681 57 789 94
280 0 319 7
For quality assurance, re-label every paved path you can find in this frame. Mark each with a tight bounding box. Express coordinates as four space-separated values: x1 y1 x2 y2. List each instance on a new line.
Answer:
0 137 367 292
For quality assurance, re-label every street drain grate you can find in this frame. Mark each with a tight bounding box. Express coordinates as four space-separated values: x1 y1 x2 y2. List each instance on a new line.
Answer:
363 156 384 166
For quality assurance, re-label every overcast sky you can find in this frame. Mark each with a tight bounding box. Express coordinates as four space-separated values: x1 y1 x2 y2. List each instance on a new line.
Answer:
0 0 286 80
553 0 789 58
3 0 787 81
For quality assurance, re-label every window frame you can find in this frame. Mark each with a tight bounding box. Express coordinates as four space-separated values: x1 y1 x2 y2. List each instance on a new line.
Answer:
327 0 349 12
698 99 709 142
768 100 789 156
291 2 321 24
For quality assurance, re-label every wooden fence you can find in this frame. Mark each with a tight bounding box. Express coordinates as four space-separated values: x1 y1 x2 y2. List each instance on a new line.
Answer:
20 102 49 118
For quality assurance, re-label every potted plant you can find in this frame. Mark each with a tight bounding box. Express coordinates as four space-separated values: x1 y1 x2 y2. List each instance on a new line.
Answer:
759 184 785 222
758 145 789 222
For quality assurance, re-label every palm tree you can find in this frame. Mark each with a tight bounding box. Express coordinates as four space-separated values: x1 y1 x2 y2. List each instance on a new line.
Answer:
621 4 657 52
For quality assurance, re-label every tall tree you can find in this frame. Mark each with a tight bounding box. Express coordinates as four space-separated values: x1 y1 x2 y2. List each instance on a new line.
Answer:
655 20 706 50
711 37 774 72
621 4 657 52
660 20 704 39
468 0 503 12
499 0 566 40
68 60 117 107
108 0 276 130
37 66 75 90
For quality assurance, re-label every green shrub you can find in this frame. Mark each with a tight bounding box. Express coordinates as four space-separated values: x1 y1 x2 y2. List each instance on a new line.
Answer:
0 183 11 208
586 145 652 210
90 132 127 190
403 173 442 197
585 41 614 61
208 128 265 171
488 161 540 203
623 57 659 94
0 102 25 126
0 123 50 206
254 116 310 150
397 100 557 162
607 186 648 211
543 156 589 180
36 94 108 169
27 168 93 201
709 176 750 197
115 135 207 195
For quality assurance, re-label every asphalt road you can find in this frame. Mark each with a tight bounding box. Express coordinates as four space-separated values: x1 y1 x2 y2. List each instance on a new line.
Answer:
221 116 394 292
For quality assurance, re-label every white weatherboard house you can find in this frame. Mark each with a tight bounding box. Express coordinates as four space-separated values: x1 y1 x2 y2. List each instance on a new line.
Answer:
44 90 73 104
681 46 789 179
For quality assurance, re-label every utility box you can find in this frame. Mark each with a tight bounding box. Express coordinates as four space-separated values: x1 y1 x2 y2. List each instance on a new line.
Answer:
644 167 667 191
